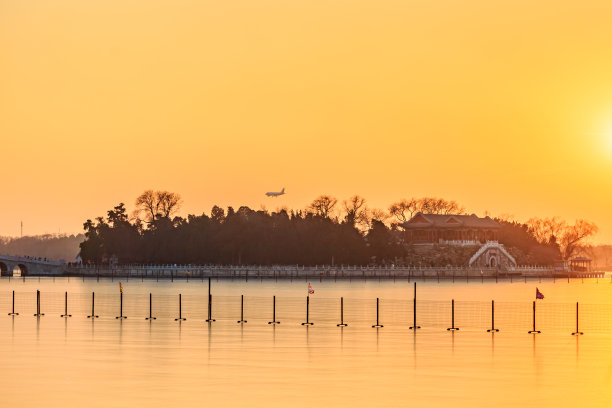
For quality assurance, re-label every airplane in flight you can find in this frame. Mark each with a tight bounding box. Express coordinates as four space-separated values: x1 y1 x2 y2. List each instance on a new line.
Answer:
265 188 286 197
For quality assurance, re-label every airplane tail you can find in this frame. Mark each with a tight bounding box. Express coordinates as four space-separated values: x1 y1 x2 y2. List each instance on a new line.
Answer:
281 188 285 193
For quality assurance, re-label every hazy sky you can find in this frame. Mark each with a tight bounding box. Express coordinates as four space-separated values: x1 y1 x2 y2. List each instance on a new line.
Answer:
2 0 612 241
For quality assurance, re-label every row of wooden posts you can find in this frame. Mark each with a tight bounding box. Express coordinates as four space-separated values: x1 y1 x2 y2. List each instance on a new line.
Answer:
6 281 584 335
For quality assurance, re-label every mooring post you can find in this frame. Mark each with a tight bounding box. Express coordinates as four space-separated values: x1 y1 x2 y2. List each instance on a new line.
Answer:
447 299 459 330
268 295 280 324
115 292 127 319
337 297 348 327
528 300 540 333
302 295 313 325
372 297 383 328
487 300 499 332
61 291 72 317
145 293 156 320
8 290 18 316
206 278 215 322
572 301 583 335
33 290 44 317
237 294 247 323
87 292 99 318
175 293 186 321
409 282 420 330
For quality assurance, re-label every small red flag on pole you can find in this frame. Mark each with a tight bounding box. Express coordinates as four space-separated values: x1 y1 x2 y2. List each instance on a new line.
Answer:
536 287 544 299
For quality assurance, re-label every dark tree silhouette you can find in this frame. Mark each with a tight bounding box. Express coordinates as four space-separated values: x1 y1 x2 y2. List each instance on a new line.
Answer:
79 194 401 266
78 192 575 267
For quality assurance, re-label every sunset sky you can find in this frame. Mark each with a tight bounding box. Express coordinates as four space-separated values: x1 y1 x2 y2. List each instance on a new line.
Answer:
2 1 612 242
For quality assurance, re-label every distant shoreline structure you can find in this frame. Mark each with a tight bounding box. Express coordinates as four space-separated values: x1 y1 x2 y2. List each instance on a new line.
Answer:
62 264 605 279
0 252 606 278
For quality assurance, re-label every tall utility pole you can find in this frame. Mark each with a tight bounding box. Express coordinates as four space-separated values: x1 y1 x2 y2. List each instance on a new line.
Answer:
20 221 23 238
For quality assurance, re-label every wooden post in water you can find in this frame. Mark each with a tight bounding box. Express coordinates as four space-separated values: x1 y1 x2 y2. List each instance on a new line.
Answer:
372 297 383 328
115 292 127 319
571 302 583 335
33 290 44 317
528 301 540 333
409 282 420 330
337 297 348 327
87 292 99 318
268 295 280 324
175 294 186 321
487 300 499 332
301 295 313 325
447 299 459 331
145 293 156 320
206 277 215 323
237 295 247 323
8 290 18 315
60 291 72 317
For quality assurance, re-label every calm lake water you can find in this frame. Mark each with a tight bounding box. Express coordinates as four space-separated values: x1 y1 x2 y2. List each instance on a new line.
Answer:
1 277 611 407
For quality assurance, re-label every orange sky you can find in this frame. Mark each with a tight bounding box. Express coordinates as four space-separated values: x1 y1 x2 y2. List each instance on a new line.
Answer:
1 0 612 242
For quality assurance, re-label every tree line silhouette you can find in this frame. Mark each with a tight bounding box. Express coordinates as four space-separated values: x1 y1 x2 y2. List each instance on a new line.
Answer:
0 234 84 262
78 190 596 266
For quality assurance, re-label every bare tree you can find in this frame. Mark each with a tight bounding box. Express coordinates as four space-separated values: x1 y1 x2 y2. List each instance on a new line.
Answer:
559 219 598 260
419 197 465 215
527 217 566 245
358 207 389 231
134 190 182 224
343 195 367 227
388 198 418 222
389 197 465 221
369 208 388 223
307 195 338 219
527 217 598 260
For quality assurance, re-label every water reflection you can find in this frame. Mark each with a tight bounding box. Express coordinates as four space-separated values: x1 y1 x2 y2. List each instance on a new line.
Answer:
1 278 612 407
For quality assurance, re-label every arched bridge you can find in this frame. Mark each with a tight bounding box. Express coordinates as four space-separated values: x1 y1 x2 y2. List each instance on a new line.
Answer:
0 255 65 276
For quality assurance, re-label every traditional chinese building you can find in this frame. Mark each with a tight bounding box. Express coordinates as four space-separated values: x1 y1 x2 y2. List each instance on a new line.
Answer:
401 213 501 244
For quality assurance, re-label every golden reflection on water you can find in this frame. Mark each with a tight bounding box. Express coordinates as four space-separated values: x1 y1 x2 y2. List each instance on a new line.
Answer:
0 278 611 407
